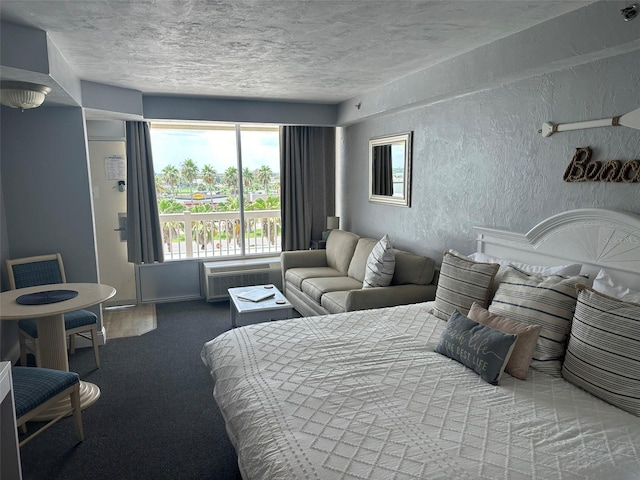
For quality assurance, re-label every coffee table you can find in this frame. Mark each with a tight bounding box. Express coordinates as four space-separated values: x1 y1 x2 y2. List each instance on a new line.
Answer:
228 284 293 327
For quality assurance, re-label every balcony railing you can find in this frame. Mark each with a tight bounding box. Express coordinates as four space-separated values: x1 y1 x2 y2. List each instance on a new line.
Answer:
159 210 281 260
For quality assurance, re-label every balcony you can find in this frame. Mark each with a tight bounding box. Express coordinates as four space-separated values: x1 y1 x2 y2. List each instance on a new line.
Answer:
159 209 281 260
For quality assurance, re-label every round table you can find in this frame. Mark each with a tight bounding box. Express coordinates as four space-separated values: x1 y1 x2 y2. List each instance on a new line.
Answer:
0 283 116 419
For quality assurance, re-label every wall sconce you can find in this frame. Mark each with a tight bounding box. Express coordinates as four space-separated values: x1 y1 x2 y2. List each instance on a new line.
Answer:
0 81 51 111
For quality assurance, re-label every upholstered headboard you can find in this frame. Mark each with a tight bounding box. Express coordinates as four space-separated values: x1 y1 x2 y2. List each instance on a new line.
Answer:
474 209 640 291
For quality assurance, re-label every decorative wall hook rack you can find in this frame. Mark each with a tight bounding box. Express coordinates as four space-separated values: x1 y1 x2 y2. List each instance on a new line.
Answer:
539 106 640 137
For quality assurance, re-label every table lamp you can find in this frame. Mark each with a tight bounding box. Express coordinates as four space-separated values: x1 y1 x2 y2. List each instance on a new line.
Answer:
322 216 340 240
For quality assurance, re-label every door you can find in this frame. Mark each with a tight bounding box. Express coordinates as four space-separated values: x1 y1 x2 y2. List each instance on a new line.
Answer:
89 140 137 306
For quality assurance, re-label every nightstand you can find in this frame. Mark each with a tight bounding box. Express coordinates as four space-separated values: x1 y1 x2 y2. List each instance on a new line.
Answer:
310 239 326 250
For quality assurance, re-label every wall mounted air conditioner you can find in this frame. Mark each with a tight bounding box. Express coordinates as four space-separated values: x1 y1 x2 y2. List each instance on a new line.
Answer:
201 257 282 302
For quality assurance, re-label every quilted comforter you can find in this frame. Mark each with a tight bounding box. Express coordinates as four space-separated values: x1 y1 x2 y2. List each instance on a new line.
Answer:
201 302 640 479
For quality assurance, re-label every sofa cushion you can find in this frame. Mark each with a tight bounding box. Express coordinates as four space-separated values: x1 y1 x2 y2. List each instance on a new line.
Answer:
321 291 350 314
363 235 395 288
301 276 363 303
326 230 360 275
391 250 436 286
347 238 377 282
285 267 343 290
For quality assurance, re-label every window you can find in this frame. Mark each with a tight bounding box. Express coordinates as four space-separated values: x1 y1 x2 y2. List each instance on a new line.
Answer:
150 123 281 260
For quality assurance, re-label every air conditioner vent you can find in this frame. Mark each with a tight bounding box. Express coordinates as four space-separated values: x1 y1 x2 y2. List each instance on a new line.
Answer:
201 258 282 301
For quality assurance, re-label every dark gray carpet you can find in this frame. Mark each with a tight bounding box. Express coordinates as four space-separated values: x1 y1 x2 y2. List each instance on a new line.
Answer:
18 300 242 480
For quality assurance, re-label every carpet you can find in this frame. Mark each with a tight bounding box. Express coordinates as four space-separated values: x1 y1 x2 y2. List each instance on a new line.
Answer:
18 300 242 480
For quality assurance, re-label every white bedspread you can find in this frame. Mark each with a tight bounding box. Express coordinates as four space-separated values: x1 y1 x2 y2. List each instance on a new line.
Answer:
201 303 640 480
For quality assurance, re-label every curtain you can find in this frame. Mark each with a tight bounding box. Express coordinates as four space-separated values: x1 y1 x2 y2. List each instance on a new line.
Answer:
125 121 164 264
373 144 393 196
280 126 335 251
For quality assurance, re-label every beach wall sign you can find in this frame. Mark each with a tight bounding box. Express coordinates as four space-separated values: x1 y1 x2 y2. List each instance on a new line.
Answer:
564 147 640 183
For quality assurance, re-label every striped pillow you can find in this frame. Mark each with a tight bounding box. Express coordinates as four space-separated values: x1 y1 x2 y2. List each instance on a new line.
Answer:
432 250 499 321
562 286 640 417
363 235 395 288
488 267 585 376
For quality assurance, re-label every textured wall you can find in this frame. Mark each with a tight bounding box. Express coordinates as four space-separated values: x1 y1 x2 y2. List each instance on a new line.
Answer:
341 49 640 261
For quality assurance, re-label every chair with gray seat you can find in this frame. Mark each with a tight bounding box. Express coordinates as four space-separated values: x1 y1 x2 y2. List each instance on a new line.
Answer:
6 253 101 368
11 366 84 446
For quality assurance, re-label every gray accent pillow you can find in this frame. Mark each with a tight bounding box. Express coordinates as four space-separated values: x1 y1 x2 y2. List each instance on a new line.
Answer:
432 250 500 320
363 235 395 288
435 310 517 385
562 286 640 417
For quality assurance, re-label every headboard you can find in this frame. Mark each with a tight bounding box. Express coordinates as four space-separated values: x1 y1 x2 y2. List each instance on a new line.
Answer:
474 209 640 291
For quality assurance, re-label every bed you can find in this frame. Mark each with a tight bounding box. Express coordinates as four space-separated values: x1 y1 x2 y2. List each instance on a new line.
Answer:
201 209 640 479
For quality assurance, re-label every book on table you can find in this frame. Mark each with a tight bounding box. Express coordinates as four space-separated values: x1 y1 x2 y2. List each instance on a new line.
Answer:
236 290 276 302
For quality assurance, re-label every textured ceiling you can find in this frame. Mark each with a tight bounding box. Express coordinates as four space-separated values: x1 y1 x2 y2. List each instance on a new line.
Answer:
0 0 594 103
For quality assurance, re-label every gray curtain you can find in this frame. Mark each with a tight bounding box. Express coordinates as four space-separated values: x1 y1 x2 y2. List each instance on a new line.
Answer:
125 121 164 264
373 144 393 195
280 126 335 251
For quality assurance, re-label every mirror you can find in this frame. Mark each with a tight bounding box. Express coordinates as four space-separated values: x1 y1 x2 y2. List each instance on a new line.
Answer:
369 131 412 207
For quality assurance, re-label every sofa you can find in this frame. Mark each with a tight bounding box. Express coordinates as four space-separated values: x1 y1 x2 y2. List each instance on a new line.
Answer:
280 229 438 317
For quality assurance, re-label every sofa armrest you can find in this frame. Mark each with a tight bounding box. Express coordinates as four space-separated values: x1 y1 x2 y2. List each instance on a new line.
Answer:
344 284 437 311
280 250 328 270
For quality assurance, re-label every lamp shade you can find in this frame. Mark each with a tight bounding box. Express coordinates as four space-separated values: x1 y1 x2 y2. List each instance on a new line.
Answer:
0 81 51 110
327 216 340 230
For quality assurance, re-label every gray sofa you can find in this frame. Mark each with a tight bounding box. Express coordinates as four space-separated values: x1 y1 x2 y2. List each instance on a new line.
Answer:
280 229 438 317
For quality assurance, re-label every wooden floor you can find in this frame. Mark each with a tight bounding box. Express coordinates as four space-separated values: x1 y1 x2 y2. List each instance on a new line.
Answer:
103 304 157 339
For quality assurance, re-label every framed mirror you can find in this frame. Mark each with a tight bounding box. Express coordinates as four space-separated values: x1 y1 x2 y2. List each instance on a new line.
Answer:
369 131 412 207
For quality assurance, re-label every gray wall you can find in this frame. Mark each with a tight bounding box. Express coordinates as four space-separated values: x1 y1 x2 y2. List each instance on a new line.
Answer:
341 48 640 261
0 106 100 360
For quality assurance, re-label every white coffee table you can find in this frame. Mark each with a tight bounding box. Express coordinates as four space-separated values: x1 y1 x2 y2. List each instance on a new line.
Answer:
228 284 293 327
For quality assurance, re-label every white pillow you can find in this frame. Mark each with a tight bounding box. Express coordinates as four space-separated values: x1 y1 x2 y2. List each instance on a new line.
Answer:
468 252 582 276
592 269 640 303
363 235 395 288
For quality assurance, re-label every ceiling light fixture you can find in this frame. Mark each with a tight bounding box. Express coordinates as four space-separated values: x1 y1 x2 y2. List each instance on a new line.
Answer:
621 4 638 21
0 81 52 111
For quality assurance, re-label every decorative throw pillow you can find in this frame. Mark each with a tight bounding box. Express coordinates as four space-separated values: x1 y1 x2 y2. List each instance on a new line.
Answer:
467 303 541 380
488 266 585 377
432 250 499 320
562 286 640 417
592 269 640 303
363 234 395 288
435 310 517 385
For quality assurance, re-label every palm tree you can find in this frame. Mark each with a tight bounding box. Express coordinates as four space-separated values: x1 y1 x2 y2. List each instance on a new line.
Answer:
242 167 254 192
161 165 180 197
201 164 217 197
180 159 199 199
255 165 273 196
223 166 239 196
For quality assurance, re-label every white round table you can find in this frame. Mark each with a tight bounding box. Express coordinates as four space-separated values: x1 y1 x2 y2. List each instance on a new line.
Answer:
0 283 116 419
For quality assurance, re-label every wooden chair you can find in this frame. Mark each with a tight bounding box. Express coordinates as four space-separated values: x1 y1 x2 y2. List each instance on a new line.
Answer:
11 366 84 447
6 254 101 368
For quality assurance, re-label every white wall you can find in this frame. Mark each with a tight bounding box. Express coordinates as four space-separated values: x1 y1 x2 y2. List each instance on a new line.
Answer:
341 47 640 260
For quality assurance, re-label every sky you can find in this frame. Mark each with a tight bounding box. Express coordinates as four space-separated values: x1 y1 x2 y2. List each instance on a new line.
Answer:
150 127 280 175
